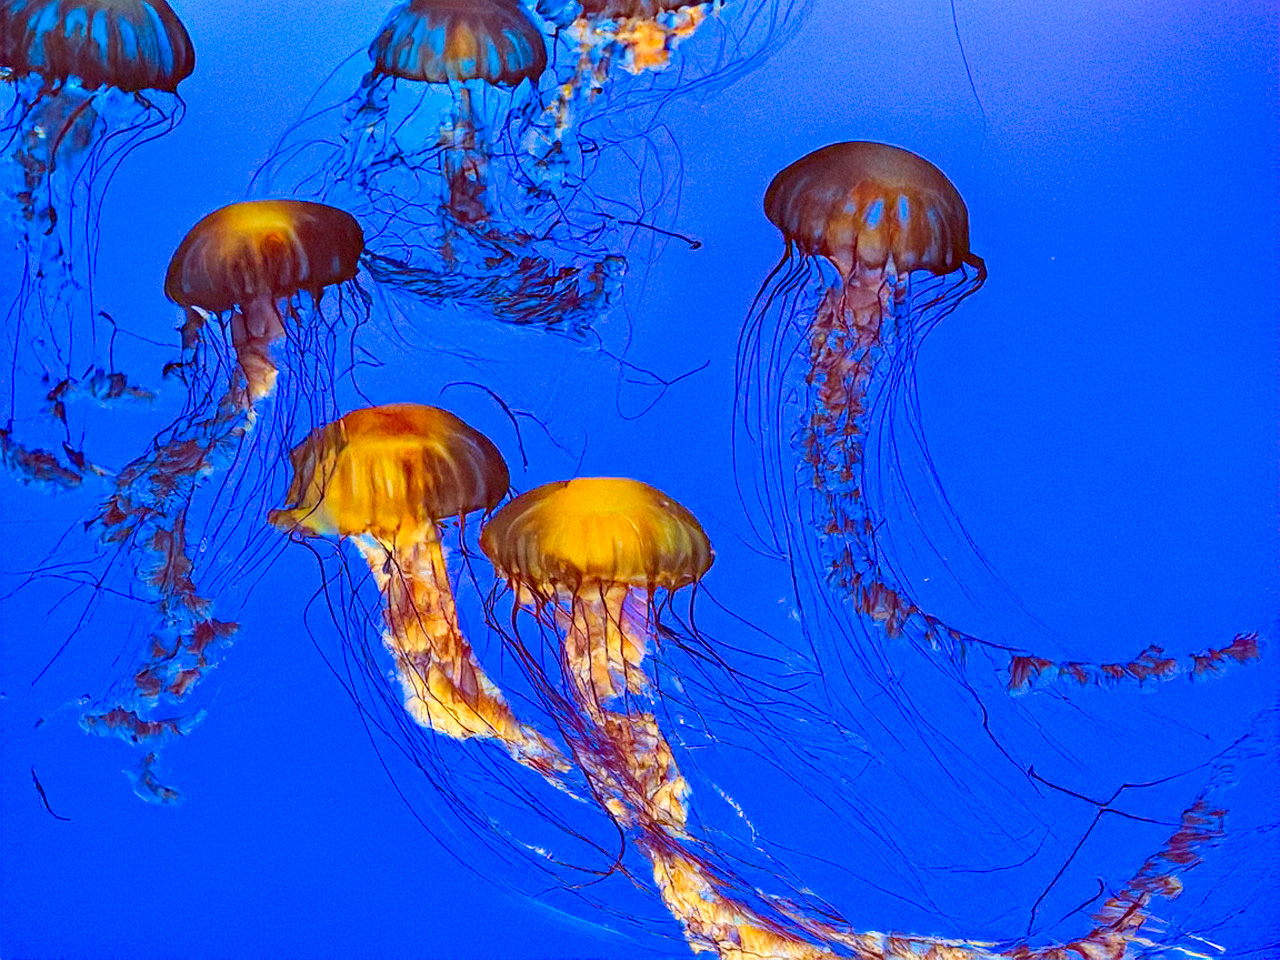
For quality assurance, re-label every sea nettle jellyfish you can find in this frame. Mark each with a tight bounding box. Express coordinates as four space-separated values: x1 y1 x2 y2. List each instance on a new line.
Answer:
480 479 1247 959
76 199 368 800
1 0 195 486
481 477 820 956
534 0 812 137
257 0 624 339
737 140 1259 692
268 402 566 776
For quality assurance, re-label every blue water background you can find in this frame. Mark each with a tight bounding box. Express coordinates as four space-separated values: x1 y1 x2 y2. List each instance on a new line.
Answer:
2 1 1277 958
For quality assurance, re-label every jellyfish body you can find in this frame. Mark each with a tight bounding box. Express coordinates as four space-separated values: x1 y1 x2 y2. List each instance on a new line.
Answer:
269 403 566 775
77 199 367 801
0 0 195 486
738 141 981 652
480 477 844 958
256 0 623 340
480 478 1248 960
164 199 364 404
739 141 1246 693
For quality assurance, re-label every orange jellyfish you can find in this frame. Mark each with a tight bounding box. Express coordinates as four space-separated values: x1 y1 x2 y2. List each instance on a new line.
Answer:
480 478 1245 960
738 141 1257 692
77 200 366 801
480 477 836 957
1 0 195 486
269 403 567 776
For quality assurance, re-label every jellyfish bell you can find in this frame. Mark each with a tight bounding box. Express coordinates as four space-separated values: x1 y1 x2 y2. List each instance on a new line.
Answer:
268 403 512 538
480 476 714 592
368 0 547 88
0 0 195 486
0 0 196 94
763 141 979 281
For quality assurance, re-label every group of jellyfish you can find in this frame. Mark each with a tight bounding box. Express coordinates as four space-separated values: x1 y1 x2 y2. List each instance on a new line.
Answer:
0 1 1266 958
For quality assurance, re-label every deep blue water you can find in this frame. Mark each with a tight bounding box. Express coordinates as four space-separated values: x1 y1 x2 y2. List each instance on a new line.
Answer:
2 1 1277 958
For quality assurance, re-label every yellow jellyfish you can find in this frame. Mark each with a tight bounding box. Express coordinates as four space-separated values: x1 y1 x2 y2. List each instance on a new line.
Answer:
482 479 1220 959
269 403 565 776
481 477 841 959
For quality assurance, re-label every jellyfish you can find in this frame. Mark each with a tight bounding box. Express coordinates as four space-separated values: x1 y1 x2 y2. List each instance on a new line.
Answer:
74 198 368 800
163 199 365 408
256 0 626 340
480 476 823 956
475 475 1240 959
737 141 1260 693
268 402 567 777
537 0 713 139
1 0 195 485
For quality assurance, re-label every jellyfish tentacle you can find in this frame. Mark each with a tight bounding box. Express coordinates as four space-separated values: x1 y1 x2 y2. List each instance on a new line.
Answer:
353 525 568 776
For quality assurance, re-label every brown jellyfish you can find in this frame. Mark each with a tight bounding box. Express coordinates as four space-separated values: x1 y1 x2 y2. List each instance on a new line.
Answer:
744 140 1257 693
164 199 364 404
270 403 566 775
739 141 991 656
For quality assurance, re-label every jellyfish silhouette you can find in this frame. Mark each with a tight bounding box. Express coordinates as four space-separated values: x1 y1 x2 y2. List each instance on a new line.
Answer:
1 0 195 486
76 199 369 801
269 402 567 776
737 141 1260 693
257 0 625 340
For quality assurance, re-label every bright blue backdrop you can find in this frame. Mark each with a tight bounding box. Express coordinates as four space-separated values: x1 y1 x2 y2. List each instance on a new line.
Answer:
2 1 1276 958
